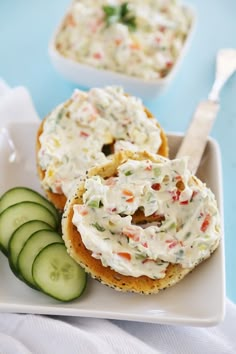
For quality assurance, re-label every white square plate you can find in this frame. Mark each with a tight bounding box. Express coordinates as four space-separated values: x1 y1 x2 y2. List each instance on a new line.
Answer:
0 121 225 327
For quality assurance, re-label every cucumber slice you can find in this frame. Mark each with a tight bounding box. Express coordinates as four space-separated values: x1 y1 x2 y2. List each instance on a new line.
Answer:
33 243 87 301
8 220 53 276
0 201 57 255
18 229 63 288
0 187 60 225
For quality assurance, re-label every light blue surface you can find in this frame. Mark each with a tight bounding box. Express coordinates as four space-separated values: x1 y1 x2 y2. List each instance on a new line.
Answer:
1 0 236 303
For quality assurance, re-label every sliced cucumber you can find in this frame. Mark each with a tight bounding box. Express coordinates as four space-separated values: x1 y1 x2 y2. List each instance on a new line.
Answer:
18 229 63 288
0 202 57 255
8 220 53 276
0 187 60 225
33 243 87 302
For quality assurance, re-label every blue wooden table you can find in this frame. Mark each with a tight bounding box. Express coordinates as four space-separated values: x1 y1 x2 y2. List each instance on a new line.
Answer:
1 0 236 303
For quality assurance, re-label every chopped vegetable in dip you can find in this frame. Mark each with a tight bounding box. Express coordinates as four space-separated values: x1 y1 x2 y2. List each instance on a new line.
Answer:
72 157 221 279
55 0 192 80
38 86 163 197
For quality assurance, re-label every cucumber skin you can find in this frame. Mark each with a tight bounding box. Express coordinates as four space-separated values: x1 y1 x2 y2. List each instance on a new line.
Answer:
8 220 53 277
32 243 87 302
0 201 58 255
0 186 60 225
35 272 87 302
17 230 63 289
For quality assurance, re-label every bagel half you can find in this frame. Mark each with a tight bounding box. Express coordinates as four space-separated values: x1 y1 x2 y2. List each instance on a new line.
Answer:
36 95 169 211
62 150 220 294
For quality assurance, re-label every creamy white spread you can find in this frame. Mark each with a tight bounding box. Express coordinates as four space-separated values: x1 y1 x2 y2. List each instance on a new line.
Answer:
55 0 192 80
38 86 162 196
72 157 221 279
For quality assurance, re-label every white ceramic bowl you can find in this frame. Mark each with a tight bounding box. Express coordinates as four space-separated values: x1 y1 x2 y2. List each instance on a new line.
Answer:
48 4 197 100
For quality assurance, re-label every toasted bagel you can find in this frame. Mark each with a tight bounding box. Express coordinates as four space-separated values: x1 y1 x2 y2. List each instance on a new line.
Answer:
36 91 168 211
62 151 220 294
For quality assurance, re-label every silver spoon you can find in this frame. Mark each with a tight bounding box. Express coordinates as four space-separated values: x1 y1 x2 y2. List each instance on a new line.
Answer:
176 48 236 174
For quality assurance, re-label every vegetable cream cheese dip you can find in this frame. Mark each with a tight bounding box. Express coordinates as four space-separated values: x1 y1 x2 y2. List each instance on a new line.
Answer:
37 86 166 200
71 153 221 280
55 0 192 80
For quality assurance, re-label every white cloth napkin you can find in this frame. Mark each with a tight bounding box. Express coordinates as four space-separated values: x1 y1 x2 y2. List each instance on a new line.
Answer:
0 80 235 354
0 79 39 124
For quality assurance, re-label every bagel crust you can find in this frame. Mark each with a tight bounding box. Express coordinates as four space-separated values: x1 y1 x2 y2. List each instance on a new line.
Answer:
36 94 169 211
62 151 220 294
36 118 67 211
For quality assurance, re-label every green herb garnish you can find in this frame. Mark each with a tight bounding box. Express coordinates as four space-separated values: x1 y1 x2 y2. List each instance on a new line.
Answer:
88 200 103 208
124 170 133 176
103 2 136 31
169 222 176 230
184 231 191 240
135 253 146 261
55 108 65 124
92 222 105 232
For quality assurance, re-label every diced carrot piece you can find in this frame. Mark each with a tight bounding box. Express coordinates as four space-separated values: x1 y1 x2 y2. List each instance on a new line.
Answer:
115 38 122 45
166 61 173 68
117 252 131 261
126 197 134 203
123 227 140 242
130 42 141 50
66 14 76 27
122 189 133 197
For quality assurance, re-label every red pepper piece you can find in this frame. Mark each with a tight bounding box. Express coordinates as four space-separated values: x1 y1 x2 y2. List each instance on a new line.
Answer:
201 214 211 232
180 200 189 205
168 240 178 249
80 131 89 137
151 183 161 191
93 52 102 59
172 190 181 201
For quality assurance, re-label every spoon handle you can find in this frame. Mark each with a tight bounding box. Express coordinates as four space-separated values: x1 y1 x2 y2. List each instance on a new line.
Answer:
175 100 219 175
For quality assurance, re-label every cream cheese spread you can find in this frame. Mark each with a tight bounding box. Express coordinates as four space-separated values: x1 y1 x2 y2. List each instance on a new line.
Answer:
55 0 192 80
72 156 221 279
38 86 162 197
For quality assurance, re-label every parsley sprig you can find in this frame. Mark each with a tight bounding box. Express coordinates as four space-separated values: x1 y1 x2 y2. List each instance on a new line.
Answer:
103 2 136 31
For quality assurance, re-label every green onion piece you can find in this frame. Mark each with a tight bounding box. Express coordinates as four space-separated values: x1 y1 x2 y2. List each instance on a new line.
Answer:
88 200 102 208
124 170 133 176
92 222 106 232
184 231 191 240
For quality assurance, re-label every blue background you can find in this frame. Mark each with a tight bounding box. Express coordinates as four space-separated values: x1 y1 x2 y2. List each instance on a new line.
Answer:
1 1 236 303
